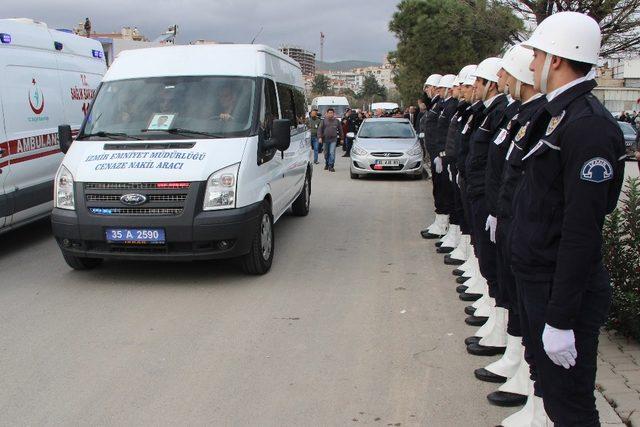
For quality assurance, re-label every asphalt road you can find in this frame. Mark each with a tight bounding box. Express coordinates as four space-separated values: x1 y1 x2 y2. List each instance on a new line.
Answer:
1 155 637 426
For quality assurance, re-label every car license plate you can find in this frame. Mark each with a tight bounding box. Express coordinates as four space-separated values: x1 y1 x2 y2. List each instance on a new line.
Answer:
105 228 165 244
375 159 400 166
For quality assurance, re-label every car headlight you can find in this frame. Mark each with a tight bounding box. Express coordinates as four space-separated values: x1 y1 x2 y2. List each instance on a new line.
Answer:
351 144 367 156
407 143 422 156
54 165 75 210
203 163 240 211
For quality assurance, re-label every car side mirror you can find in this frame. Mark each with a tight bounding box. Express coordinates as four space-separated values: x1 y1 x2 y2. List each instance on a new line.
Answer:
271 119 291 151
346 132 355 139
418 132 425 139
59 125 73 154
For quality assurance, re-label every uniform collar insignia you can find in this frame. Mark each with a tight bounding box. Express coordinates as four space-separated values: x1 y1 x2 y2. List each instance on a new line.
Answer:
546 110 566 136
515 121 529 142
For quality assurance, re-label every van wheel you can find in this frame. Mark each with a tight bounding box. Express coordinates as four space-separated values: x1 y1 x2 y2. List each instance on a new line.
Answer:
291 172 311 216
241 203 274 275
62 252 102 270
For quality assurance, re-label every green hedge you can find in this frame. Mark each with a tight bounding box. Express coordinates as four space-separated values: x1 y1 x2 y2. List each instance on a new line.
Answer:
603 177 640 340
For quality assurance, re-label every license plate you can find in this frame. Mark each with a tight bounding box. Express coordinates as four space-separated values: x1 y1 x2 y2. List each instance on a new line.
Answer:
375 159 400 166
105 228 165 244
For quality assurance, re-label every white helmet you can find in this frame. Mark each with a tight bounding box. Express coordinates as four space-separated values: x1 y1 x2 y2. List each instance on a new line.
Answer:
463 65 478 85
457 65 477 85
502 44 534 86
473 57 502 83
438 74 457 88
425 74 442 87
522 12 600 65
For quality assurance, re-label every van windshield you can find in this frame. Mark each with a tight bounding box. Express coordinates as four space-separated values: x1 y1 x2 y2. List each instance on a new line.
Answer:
317 105 348 118
80 76 256 140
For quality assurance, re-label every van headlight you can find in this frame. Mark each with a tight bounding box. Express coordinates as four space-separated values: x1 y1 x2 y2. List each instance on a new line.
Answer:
203 163 240 211
351 144 367 156
407 143 422 156
54 165 75 210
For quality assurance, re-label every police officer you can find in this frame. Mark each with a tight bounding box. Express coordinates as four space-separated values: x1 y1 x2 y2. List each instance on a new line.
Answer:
419 74 447 238
509 12 626 426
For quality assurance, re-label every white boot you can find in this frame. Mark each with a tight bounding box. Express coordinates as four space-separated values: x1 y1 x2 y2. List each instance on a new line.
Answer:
502 391 552 427
449 234 470 261
473 305 497 338
465 275 487 295
472 293 488 310
478 307 508 348
458 253 477 274
440 224 461 249
500 349 532 396
462 256 479 278
473 296 495 317
485 334 522 378
426 214 449 236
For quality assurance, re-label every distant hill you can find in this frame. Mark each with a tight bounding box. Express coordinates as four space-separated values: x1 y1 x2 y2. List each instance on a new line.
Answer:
316 60 381 71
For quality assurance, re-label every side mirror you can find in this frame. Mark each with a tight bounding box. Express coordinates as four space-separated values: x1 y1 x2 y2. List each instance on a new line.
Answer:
418 132 425 139
59 125 73 154
271 119 291 151
346 132 355 139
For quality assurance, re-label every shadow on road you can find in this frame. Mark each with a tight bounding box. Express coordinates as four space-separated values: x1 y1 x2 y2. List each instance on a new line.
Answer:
0 217 53 258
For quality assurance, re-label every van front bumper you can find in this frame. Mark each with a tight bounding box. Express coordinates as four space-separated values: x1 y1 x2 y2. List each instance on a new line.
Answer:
51 202 263 261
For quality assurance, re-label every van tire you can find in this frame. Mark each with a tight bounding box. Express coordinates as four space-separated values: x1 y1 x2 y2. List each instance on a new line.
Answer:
62 253 103 270
291 172 311 216
241 203 274 275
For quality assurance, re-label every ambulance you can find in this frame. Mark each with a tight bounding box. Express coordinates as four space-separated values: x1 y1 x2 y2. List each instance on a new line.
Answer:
52 44 312 274
0 19 105 233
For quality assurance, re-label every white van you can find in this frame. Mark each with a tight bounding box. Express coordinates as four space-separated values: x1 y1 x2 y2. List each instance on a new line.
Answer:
0 19 105 233
52 44 312 274
311 96 350 119
370 102 399 114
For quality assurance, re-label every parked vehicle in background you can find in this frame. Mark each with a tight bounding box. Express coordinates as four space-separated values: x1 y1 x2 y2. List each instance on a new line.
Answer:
52 44 312 274
311 96 350 119
0 18 105 234
618 121 638 159
370 102 399 115
348 118 424 179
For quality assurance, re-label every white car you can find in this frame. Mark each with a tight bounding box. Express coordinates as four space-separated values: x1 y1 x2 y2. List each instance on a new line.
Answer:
52 44 312 274
349 118 424 179
0 18 105 233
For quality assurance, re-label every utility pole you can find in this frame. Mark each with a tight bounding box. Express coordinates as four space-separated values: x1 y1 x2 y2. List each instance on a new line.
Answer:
320 32 325 63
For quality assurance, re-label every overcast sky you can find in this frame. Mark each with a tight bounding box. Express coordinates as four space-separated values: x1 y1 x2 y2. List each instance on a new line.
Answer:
5 1 400 62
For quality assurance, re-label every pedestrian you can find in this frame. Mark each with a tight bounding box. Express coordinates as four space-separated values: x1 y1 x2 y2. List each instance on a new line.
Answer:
84 18 92 37
341 109 350 150
342 108 358 157
509 12 626 426
317 108 343 172
307 109 322 164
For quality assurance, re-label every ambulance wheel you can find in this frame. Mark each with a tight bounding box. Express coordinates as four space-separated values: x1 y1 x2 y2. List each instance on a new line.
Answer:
291 171 311 216
62 252 102 270
241 203 274 275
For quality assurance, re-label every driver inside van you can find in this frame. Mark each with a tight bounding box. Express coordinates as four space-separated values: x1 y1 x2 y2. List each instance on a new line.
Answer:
216 84 238 121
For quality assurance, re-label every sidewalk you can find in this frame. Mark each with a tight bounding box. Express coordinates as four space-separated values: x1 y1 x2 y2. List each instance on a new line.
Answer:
597 330 640 425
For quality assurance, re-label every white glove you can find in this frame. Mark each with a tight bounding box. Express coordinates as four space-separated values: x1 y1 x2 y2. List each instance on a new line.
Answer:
456 172 460 187
433 156 443 174
542 324 577 369
447 164 453 182
485 215 497 243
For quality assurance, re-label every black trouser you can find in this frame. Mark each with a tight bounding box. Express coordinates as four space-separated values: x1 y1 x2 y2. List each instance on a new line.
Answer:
448 162 469 234
515 263 611 426
430 153 454 215
469 197 498 298
344 137 354 154
495 217 519 336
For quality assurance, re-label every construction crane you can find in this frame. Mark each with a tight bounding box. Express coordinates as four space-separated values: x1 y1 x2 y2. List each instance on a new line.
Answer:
320 32 325 63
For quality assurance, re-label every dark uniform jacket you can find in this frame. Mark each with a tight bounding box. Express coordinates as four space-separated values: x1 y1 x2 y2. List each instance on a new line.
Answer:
465 94 508 200
445 101 470 159
456 101 485 180
434 97 459 156
496 95 547 220
484 99 521 217
420 95 443 157
510 80 626 330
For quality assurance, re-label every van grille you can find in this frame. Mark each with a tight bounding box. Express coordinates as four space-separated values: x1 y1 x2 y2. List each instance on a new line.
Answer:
86 194 187 202
85 182 191 190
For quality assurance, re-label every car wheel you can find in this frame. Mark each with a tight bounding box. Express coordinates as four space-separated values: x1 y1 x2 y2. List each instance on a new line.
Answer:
412 172 424 180
241 202 274 275
350 170 359 179
62 252 102 270
291 171 311 216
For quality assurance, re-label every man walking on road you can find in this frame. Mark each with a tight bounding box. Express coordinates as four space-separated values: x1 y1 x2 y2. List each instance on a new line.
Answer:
307 109 322 164
318 108 344 172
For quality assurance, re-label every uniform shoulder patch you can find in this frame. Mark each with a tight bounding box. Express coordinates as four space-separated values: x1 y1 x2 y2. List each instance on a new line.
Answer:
515 122 529 142
546 110 566 136
580 157 613 183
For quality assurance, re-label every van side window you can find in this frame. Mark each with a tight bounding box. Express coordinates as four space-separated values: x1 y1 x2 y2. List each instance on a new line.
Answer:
260 79 279 138
276 83 296 128
292 88 307 127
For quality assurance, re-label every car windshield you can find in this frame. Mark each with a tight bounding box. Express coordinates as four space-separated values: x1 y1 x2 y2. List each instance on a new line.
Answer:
618 121 637 136
80 76 256 140
317 105 348 118
358 121 415 139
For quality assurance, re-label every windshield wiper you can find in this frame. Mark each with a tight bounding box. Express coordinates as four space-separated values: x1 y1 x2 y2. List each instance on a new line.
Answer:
141 128 225 138
78 131 141 140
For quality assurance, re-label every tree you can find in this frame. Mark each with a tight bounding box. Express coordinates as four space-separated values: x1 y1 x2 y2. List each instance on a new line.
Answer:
498 0 640 56
312 74 332 95
388 0 524 104
359 74 387 101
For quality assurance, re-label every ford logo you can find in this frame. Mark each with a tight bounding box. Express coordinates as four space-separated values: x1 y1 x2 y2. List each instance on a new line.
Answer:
120 193 147 206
